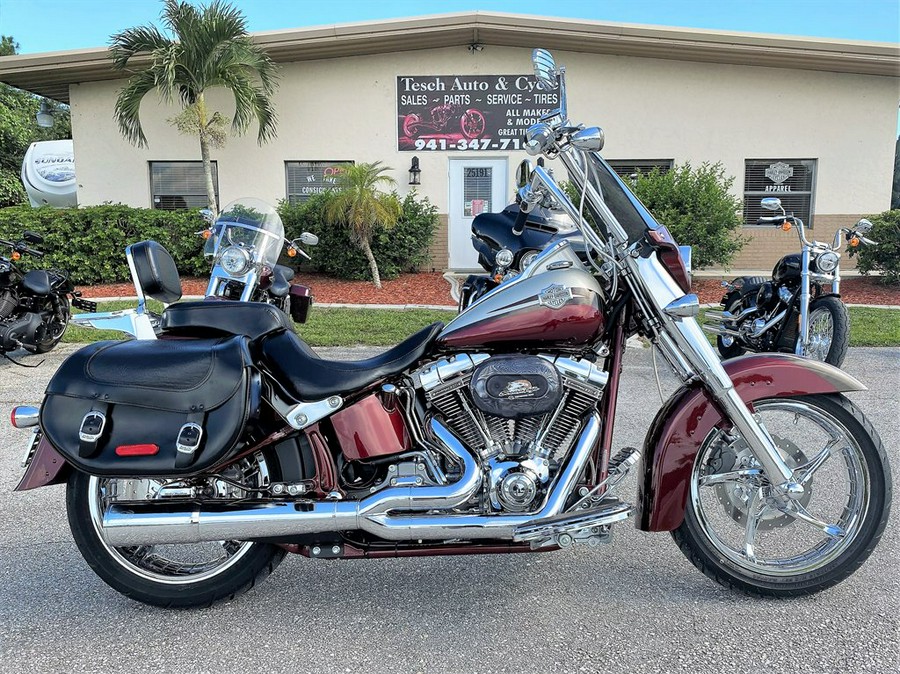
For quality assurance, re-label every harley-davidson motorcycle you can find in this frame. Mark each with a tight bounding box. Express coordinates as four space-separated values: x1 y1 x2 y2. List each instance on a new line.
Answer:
704 198 876 367
10 49 890 608
70 199 317 339
1 231 95 356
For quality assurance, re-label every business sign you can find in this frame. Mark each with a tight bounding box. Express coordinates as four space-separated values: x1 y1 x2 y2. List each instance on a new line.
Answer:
286 160 352 203
397 75 559 152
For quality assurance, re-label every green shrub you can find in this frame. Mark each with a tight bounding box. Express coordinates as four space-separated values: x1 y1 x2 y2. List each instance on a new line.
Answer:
0 204 207 284
279 191 438 280
849 209 900 284
630 163 746 268
564 162 746 268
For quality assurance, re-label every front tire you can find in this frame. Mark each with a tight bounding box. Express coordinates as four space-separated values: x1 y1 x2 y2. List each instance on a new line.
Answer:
673 394 891 597
66 465 286 608
797 295 849 367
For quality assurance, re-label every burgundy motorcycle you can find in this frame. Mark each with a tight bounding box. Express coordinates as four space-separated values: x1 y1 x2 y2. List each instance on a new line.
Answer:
402 103 486 140
10 49 890 608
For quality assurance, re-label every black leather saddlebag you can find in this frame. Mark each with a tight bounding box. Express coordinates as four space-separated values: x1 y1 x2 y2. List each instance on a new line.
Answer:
40 335 257 477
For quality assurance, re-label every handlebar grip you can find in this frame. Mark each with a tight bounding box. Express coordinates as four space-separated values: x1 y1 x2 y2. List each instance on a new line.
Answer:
756 216 779 225
512 207 529 236
26 248 44 258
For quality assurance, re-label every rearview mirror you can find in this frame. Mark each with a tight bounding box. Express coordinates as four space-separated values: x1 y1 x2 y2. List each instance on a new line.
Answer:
22 231 43 245
760 197 782 212
299 232 318 246
199 208 215 224
532 48 558 91
855 219 873 234
515 159 534 189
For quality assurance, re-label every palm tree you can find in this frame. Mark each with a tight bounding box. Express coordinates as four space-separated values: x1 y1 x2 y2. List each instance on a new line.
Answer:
109 0 278 213
326 162 401 289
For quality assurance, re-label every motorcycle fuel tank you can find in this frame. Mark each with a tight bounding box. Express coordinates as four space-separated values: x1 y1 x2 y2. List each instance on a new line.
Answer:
439 266 604 348
772 253 802 285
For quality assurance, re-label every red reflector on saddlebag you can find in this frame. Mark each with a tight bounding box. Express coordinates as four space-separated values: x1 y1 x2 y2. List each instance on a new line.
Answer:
115 444 160 457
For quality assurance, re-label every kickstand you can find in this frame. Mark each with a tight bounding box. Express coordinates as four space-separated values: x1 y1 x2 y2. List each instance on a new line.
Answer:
1 351 44 368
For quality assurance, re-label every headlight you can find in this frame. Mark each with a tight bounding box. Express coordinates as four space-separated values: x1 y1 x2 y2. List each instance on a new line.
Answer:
495 248 514 268
520 250 539 269
219 246 251 275
815 251 840 273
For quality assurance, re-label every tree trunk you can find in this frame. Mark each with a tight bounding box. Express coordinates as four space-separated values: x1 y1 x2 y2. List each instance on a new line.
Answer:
360 237 382 289
197 94 217 215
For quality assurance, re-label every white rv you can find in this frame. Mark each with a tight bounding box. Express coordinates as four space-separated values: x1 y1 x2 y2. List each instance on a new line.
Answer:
21 139 77 208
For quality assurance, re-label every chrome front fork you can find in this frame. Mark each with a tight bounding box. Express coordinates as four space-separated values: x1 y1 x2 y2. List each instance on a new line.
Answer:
795 247 811 356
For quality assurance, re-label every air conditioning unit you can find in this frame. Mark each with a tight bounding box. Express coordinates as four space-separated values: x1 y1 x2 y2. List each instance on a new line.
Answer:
21 139 77 208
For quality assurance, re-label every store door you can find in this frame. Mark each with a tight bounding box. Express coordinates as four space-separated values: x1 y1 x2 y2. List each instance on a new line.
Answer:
448 158 508 270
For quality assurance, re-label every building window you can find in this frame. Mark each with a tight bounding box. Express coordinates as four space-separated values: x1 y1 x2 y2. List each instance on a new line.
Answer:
744 159 816 227
607 159 674 182
285 160 353 203
150 161 218 210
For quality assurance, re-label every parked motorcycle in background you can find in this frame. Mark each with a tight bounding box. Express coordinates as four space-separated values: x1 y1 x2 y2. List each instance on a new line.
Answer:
198 198 317 323
0 231 95 357
704 197 876 367
71 198 318 339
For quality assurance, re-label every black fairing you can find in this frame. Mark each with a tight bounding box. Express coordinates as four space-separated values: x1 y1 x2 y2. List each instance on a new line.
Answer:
471 205 584 271
130 240 183 304
772 253 802 285
40 335 256 476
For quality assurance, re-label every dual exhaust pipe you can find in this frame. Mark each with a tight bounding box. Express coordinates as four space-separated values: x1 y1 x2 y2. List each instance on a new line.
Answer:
102 414 619 547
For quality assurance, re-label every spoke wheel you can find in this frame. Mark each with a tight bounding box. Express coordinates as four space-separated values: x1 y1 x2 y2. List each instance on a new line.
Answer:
673 394 891 596
66 453 286 607
797 295 849 367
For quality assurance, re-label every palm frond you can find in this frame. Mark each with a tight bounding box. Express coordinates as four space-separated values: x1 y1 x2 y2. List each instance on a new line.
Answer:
114 68 157 146
108 25 170 69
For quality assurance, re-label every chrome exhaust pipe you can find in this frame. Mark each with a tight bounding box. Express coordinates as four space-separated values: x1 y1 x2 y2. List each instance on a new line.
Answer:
102 417 482 547
702 323 742 337
101 415 600 547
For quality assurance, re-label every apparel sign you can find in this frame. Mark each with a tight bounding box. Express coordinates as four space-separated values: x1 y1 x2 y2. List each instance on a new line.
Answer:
397 75 559 152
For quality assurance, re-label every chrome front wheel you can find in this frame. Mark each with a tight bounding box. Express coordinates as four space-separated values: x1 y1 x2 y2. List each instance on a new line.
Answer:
673 394 891 596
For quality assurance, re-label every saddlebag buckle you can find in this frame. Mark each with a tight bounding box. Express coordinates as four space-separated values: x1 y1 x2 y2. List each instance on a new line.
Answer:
78 410 107 458
176 422 203 455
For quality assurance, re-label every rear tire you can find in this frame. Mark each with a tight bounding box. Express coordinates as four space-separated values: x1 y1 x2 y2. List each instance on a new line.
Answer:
66 462 286 608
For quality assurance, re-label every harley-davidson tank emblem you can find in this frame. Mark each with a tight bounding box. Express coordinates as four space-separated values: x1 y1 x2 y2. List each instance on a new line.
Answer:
538 284 573 310
498 379 541 399
765 162 793 185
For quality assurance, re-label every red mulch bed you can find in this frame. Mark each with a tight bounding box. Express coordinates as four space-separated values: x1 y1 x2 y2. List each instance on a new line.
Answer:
78 272 898 307
79 272 458 306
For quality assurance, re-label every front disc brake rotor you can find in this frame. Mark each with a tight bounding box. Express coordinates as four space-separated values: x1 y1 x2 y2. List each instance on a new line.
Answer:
709 435 812 530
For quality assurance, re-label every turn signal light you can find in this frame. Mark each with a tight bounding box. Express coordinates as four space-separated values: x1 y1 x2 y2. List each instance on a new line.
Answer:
287 247 297 258
11 251 20 261
781 222 792 231
849 236 860 247
201 229 212 240
10 406 39 428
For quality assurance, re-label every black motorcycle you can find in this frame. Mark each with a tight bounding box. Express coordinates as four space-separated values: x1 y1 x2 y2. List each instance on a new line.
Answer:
703 197 876 367
0 232 95 356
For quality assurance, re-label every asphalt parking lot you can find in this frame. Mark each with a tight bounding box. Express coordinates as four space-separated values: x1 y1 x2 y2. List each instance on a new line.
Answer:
0 344 897 674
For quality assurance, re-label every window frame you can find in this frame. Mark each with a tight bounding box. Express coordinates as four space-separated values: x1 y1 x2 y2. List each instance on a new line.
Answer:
285 160 355 204
743 158 817 228
606 159 674 181
149 160 219 211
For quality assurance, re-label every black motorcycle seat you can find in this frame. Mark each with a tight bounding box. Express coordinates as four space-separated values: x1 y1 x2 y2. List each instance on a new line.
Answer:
261 322 444 401
130 240 183 304
270 265 294 298
22 270 50 295
160 300 295 340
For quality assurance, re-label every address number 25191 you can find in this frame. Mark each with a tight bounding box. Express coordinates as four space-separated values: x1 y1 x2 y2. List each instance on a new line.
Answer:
413 138 522 151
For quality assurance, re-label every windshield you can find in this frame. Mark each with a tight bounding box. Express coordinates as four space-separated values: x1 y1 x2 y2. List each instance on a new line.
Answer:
204 198 285 268
578 154 661 245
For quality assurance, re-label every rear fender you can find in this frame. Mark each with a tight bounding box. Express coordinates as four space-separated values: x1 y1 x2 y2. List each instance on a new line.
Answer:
15 435 70 491
637 353 865 532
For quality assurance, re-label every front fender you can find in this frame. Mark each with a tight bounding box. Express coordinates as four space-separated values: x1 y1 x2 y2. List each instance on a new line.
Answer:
637 353 865 532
